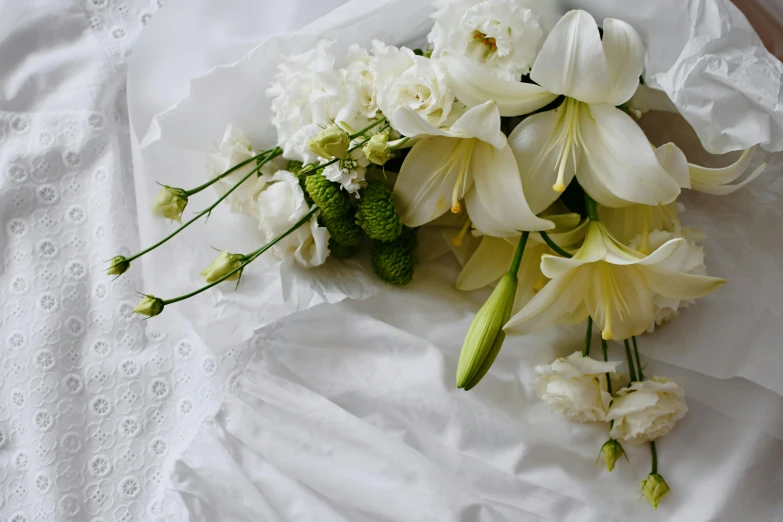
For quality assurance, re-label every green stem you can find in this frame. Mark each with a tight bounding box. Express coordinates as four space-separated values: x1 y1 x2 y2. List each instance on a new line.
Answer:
633 336 645 380
123 148 283 265
390 137 410 151
583 317 593 357
349 117 387 139
585 192 599 222
602 339 612 395
539 231 573 258
184 149 272 196
650 441 658 474
509 232 530 276
162 207 318 306
624 339 638 382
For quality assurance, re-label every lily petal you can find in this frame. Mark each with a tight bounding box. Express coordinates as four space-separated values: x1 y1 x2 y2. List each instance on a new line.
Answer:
577 104 681 208
655 143 691 189
471 143 554 233
508 108 577 214
457 236 515 291
585 264 654 341
449 101 506 149
689 147 767 195
390 106 452 139
441 52 558 117
395 137 473 227
642 269 725 300
504 269 589 334
530 10 609 104
602 18 645 106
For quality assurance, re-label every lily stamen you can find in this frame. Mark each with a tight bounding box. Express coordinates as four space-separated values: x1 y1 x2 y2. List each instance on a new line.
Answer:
452 218 472 247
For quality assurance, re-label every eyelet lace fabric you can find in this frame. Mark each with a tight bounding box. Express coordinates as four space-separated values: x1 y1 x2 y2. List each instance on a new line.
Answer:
0 1 247 520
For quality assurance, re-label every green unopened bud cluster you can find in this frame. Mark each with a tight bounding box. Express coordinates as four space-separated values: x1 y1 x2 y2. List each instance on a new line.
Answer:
371 227 417 286
356 181 402 242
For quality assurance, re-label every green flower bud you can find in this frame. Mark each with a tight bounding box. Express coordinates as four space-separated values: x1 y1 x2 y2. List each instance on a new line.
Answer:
371 228 416 286
641 473 670 510
304 174 351 218
356 181 402 242
309 125 350 160
323 214 363 248
153 186 188 222
599 439 625 472
133 295 164 317
362 132 392 166
328 237 358 259
200 250 244 283
456 272 517 390
107 256 130 276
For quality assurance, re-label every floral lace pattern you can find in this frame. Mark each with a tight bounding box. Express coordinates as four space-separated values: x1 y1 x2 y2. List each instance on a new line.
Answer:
0 1 244 520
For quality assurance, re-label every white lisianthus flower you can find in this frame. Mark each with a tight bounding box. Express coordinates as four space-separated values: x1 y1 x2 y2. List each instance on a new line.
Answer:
505 221 725 341
608 376 689 444
268 40 367 163
249 171 329 268
534 352 621 423
442 10 682 212
373 41 458 130
320 138 370 195
343 44 379 118
429 0 562 81
207 125 283 213
629 227 708 331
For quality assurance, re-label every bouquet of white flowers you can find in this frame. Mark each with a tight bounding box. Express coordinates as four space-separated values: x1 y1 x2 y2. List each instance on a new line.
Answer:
118 0 781 510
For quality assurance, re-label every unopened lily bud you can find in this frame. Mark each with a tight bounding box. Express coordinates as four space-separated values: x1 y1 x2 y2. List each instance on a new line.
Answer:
309 125 350 160
456 272 517 390
200 250 244 283
363 132 392 165
641 473 670 509
153 186 188 222
133 295 164 317
600 439 625 472
107 256 130 276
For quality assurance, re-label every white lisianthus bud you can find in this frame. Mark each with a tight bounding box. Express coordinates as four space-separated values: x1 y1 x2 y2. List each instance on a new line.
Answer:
107 256 130 276
641 473 670 509
133 295 164 317
153 186 188 222
200 251 245 283
309 125 351 160
363 132 392 165
599 439 626 472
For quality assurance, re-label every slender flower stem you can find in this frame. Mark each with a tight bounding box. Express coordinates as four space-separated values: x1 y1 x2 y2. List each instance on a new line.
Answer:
650 440 658 474
509 232 530 275
390 137 410 150
624 339 638 382
585 192 599 221
633 336 645 380
162 208 318 306
601 339 612 395
583 317 593 357
119 148 283 267
184 149 273 197
349 117 387 139
539 231 573 258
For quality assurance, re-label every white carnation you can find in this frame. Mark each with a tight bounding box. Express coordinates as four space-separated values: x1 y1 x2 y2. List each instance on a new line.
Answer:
267 40 368 163
249 171 330 268
534 351 621 423
608 376 689 444
372 40 457 129
629 227 708 331
320 138 370 195
343 44 379 119
428 0 561 81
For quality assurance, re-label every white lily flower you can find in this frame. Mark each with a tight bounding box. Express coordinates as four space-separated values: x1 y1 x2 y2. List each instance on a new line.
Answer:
442 10 682 212
504 221 725 341
393 101 553 236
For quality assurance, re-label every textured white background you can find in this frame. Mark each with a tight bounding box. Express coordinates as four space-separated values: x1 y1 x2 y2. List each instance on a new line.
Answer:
0 1 248 520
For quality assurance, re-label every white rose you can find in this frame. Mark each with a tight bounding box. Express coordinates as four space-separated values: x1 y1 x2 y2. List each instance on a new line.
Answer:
320 138 370 195
372 41 457 129
343 45 379 119
628 227 708 331
608 376 689 444
207 125 282 213
267 40 368 163
249 171 330 268
428 0 562 81
534 351 621 423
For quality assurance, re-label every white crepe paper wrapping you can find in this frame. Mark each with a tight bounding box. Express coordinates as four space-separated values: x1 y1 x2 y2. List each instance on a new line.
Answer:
128 0 783 380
